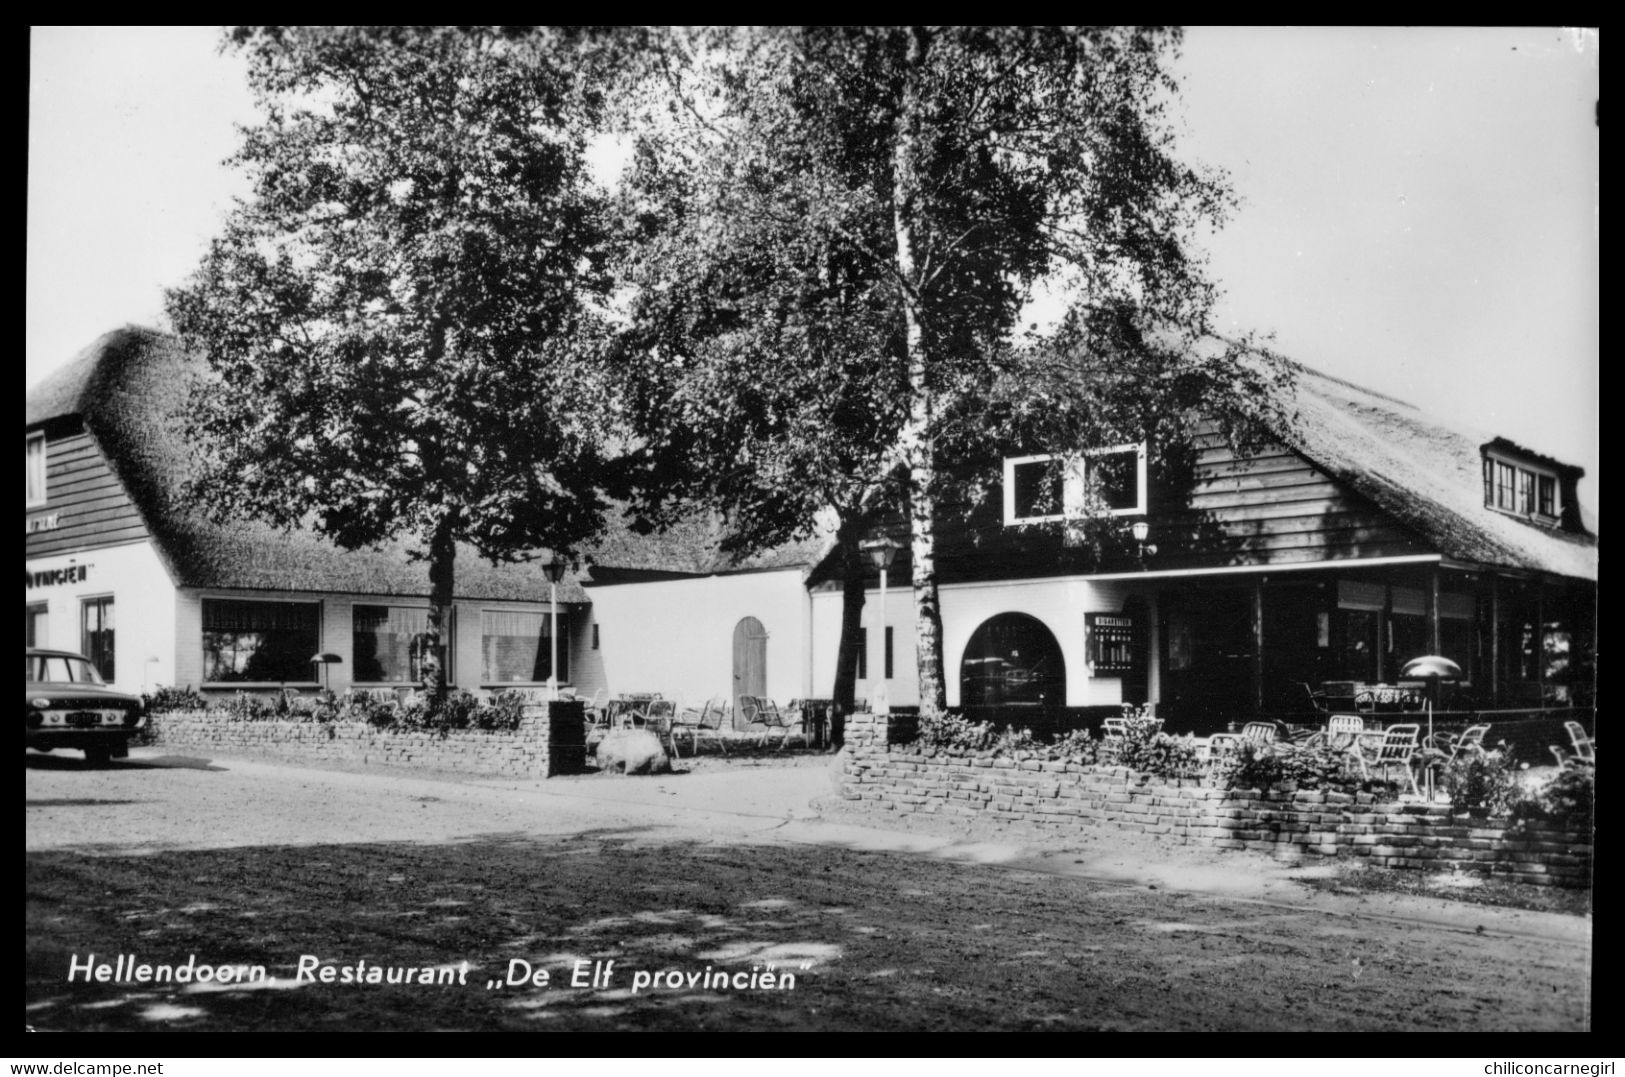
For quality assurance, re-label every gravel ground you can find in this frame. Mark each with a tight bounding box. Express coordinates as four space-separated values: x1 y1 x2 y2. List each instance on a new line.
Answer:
25 747 1592 1032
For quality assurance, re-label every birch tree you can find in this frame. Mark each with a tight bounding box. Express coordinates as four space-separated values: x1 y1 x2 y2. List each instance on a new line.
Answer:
623 26 1290 719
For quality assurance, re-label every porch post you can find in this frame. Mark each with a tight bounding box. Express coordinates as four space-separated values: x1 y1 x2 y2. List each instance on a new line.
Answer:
1252 579 1265 714
1429 569 1441 654
1490 576 1501 706
1536 578 1546 705
1147 590 1162 711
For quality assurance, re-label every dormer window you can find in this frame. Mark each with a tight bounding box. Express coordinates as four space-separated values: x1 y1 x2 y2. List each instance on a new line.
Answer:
1483 450 1561 524
26 432 46 507
1004 444 1147 526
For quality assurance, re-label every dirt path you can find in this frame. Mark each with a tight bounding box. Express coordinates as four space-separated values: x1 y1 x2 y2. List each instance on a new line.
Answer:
25 748 1592 1032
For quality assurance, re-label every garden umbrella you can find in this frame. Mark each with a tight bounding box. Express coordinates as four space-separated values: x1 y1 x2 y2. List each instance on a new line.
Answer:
1401 654 1463 800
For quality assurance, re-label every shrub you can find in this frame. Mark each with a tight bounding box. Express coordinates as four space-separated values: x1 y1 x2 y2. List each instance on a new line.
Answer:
1099 706 1202 780
1211 741 1373 794
1050 728 1100 766
1509 768 1595 832
1441 744 1520 817
478 689 529 732
342 692 399 728
917 711 1001 751
224 692 278 721
143 685 208 713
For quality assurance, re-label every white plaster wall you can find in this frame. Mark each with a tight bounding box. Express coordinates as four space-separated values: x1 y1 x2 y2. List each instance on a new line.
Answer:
812 576 1160 708
808 585 918 707
24 542 178 696
586 570 810 709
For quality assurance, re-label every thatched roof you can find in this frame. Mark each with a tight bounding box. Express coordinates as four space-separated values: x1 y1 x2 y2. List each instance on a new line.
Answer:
31 328 1594 595
28 328 605 603
578 505 836 582
1279 361 1595 581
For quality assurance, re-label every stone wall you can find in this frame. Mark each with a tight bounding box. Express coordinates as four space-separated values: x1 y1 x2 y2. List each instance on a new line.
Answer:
147 700 586 779
840 713 1592 888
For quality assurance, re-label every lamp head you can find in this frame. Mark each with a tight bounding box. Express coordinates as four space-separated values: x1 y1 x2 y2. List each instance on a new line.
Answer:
541 556 567 585
859 537 899 571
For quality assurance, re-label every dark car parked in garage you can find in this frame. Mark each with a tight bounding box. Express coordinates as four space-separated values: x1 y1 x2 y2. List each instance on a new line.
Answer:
26 648 145 765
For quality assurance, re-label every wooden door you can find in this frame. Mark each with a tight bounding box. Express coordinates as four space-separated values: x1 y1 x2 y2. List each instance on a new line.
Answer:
732 616 767 729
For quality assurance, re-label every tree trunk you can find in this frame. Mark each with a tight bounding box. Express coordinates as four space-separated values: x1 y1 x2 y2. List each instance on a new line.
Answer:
421 510 459 713
828 515 868 747
892 27 948 719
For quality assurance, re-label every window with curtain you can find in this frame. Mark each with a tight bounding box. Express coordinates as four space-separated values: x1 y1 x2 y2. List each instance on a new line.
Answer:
353 605 445 683
202 599 320 683
481 609 567 684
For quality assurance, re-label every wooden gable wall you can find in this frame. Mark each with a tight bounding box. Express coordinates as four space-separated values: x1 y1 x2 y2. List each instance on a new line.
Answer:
902 422 1434 586
1165 422 1431 567
26 423 151 558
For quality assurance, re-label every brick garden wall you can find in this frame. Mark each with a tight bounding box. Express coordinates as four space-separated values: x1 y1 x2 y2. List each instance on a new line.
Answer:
146 700 586 779
840 713 1592 888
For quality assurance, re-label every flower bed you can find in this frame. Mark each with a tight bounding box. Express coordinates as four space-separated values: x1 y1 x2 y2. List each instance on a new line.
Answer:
840 710 1593 888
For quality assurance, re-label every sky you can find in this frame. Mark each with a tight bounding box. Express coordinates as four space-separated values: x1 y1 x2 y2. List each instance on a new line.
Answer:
26 26 1599 507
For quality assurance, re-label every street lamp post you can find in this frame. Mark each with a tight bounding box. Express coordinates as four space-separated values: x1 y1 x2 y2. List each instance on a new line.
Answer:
859 537 900 716
542 556 566 702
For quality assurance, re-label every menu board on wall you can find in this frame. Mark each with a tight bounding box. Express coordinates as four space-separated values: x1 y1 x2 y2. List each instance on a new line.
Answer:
1087 613 1136 674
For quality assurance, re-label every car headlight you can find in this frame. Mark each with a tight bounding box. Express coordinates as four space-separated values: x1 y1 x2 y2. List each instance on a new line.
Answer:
32 697 52 708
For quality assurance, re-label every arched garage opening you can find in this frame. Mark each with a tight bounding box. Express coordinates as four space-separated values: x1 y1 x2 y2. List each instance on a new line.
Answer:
959 613 1066 711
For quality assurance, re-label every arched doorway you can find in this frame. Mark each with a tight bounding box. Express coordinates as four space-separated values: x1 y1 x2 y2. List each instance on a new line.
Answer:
732 616 767 728
960 613 1065 711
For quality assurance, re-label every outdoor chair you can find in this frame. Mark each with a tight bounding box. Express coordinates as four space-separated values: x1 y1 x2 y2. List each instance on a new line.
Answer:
1550 720 1595 769
1355 723 1421 797
1241 722 1277 745
1101 717 1128 739
1320 713 1368 752
670 697 730 758
739 695 799 749
1429 723 1491 766
1201 733 1240 764
634 699 678 753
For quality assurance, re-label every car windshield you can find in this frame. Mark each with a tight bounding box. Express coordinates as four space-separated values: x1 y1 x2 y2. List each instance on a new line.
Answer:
27 654 106 685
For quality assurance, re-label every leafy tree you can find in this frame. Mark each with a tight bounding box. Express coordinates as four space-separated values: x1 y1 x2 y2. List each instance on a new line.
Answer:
167 26 626 709
613 68 909 725
620 27 1292 719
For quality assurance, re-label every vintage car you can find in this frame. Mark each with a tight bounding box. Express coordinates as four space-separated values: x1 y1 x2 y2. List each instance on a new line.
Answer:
25 648 145 765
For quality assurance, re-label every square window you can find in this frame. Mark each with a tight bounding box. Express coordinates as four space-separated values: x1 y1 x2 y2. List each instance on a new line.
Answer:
1484 452 1561 523
481 609 568 684
353 605 446 683
1090 449 1141 512
26 432 47 506
1516 469 1535 515
1491 461 1515 510
1003 444 1146 525
1009 457 1063 521
202 598 321 683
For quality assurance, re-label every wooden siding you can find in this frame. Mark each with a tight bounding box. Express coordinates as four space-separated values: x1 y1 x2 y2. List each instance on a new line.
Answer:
1160 425 1428 565
911 425 1432 586
25 427 150 558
